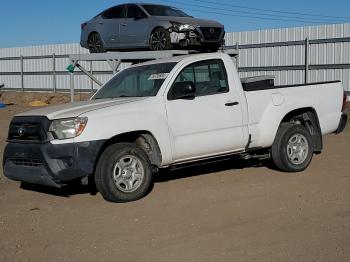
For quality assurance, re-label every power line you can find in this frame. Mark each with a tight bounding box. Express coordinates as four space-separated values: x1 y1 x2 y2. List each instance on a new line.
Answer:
192 0 350 21
159 0 342 24
160 0 346 23
183 8 320 24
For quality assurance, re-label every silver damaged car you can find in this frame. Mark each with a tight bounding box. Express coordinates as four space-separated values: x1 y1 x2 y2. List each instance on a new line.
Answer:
80 3 225 53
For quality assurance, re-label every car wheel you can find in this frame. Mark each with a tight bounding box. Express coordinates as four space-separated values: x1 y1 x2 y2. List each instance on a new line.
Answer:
271 123 314 172
95 143 153 202
88 33 105 53
149 28 172 51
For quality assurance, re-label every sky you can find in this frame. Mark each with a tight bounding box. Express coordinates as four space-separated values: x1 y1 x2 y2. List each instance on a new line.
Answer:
0 0 349 48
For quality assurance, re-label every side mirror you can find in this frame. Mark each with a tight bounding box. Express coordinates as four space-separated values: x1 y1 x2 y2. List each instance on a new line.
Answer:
168 81 196 100
135 12 146 20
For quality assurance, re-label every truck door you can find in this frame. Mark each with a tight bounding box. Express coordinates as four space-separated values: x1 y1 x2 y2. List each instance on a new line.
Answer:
164 59 246 162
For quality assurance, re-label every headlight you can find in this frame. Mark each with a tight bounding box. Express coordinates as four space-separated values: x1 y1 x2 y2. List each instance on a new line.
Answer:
179 24 196 31
49 117 88 140
171 22 196 32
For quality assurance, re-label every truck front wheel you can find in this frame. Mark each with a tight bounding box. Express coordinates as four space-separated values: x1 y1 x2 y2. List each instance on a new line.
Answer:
271 123 314 172
95 143 153 202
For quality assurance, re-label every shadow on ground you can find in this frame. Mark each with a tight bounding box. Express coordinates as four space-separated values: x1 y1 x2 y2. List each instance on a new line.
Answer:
153 156 268 183
19 177 98 198
18 156 272 198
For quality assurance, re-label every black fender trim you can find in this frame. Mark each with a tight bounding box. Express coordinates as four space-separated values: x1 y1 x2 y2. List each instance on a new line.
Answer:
335 113 348 134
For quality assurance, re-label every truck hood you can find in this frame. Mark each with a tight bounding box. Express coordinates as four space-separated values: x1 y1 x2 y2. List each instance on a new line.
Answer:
154 16 223 28
16 97 147 120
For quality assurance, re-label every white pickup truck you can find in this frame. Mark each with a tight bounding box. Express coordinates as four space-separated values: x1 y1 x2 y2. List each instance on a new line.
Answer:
3 53 348 202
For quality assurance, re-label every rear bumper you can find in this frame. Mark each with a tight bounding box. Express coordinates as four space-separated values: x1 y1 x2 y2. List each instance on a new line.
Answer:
2 140 105 187
335 113 348 134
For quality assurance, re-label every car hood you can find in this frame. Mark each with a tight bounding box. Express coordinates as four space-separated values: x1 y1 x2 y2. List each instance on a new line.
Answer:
154 16 223 27
16 97 147 120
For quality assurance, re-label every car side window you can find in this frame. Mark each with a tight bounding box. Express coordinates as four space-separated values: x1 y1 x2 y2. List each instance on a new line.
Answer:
173 59 229 97
126 5 145 18
102 5 125 19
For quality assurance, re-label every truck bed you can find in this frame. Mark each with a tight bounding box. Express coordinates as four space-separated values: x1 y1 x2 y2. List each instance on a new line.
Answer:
241 75 341 92
243 80 344 149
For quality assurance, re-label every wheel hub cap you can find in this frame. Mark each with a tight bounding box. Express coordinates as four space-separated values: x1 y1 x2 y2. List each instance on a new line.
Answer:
151 31 166 50
112 155 144 193
88 35 101 53
286 133 309 165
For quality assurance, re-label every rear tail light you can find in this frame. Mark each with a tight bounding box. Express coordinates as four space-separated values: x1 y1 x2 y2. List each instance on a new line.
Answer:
342 92 347 111
81 22 87 30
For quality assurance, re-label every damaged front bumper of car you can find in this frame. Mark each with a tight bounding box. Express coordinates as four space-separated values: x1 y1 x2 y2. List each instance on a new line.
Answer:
168 22 225 48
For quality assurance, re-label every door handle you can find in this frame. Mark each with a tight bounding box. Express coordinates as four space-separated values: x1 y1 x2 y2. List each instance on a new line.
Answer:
98 22 103 25
121 23 127 26
225 101 239 106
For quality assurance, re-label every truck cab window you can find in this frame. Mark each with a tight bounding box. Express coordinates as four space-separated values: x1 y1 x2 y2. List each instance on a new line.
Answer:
93 62 176 99
173 59 229 97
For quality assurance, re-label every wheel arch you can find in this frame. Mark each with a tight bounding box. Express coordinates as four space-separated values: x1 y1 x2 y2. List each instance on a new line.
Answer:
148 26 172 50
151 26 168 33
279 107 323 152
88 31 99 37
94 130 162 173
149 26 168 41
87 31 107 48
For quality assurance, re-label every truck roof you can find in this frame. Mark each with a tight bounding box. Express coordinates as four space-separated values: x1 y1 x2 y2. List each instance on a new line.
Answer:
135 52 230 67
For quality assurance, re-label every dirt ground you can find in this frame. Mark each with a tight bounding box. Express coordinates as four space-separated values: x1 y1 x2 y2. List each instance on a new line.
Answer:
0 92 350 262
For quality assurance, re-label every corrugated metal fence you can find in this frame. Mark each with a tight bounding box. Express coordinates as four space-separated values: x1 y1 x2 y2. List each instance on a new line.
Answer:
0 23 349 91
226 23 350 90
0 44 130 91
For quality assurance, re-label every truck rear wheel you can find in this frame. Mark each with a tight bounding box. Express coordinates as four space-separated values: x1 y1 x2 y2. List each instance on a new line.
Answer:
95 143 153 202
271 123 313 172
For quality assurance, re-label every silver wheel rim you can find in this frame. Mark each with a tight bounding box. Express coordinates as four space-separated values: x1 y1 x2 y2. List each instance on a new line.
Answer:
112 155 144 193
151 30 167 50
88 34 102 53
286 133 309 165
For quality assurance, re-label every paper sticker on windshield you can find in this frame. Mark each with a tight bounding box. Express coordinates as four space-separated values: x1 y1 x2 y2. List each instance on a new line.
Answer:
148 73 169 80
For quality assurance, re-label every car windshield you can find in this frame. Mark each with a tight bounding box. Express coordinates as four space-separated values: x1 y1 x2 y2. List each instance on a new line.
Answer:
142 4 190 17
93 62 177 99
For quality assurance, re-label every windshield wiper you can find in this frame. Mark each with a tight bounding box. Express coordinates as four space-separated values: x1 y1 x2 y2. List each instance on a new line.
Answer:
94 95 144 100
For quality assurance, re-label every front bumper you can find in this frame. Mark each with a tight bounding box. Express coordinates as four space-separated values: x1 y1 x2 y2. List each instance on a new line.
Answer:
335 113 348 134
169 27 225 47
2 140 105 187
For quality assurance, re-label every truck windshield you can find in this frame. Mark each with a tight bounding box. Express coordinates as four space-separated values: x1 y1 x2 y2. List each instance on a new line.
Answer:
93 62 177 99
142 4 190 17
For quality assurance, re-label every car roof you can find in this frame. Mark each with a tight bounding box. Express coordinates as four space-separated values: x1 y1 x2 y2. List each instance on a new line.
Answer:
134 3 171 6
94 3 177 19
110 3 172 8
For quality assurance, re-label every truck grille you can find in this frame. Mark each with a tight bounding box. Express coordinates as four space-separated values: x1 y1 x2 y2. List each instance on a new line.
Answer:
7 116 51 143
199 27 223 41
10 159 44 167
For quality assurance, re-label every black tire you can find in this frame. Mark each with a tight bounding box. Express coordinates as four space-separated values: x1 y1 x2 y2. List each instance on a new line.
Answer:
149 28 172 51
88 33 105 53
271 123 314 172
95 143 153 202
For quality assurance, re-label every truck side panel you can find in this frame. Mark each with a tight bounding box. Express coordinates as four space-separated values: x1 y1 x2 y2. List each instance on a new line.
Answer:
59 97 175 166
245 82 344 148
